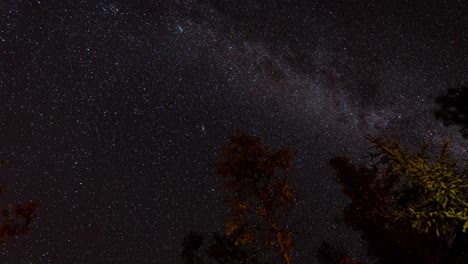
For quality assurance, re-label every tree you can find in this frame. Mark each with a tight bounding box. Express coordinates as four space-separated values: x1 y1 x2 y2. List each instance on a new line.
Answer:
435 83 468 138
215 131 296 264
331 136 468 263
330 157 436 264
315 241 361 264
181 231 260 264
0 186 41 243
0 161 41 243
369 137 468 237
181 231 205 264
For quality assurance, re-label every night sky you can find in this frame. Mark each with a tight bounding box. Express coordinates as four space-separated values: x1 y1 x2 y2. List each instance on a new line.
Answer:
0 1 467 263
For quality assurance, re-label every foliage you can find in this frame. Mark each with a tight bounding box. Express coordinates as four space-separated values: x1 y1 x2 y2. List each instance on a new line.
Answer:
181 231 260 264
215 131 296 264
368 136 468 237
181 231 205 264
207 232 257 264
435 83 468 138
331 136 468 263
0 186 41 243
0 161 41 244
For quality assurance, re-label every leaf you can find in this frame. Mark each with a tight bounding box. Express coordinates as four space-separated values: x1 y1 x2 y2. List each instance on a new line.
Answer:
463 221 468 232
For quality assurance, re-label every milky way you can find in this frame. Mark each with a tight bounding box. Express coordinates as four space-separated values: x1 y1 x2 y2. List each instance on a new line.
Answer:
0 1 467 263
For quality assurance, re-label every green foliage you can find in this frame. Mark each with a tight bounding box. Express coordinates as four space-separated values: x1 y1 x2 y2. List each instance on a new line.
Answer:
368 136 468 237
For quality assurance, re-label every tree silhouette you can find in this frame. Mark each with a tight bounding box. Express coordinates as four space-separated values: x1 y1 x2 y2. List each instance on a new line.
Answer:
181 231 205 264
214 131 296 264
331 136 468 263
181 231 260 264
435 83 468 138
207 232 257 264
315 241 361 264
0 185 41 243
0 161 41 244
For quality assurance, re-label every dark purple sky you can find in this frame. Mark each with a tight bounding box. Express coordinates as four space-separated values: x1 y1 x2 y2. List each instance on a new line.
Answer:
0 1 467 263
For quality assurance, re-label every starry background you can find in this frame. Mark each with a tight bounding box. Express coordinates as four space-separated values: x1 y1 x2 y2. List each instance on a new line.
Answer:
0 0 467 263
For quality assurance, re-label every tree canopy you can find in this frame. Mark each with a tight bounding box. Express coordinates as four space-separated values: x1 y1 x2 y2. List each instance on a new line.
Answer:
331 136 468 263
215 131 296 264
0 162 41 244
0 186 40 243
435 83 468 138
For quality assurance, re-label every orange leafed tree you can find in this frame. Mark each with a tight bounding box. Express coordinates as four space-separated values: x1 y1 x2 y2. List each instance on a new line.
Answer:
0 161 40 243
0 197 41 242
216 131 296 264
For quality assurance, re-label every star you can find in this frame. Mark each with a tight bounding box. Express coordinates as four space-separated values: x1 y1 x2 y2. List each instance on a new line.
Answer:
0 1 466 263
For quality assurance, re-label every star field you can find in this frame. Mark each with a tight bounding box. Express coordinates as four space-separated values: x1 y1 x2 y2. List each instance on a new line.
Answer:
0 1 467 263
